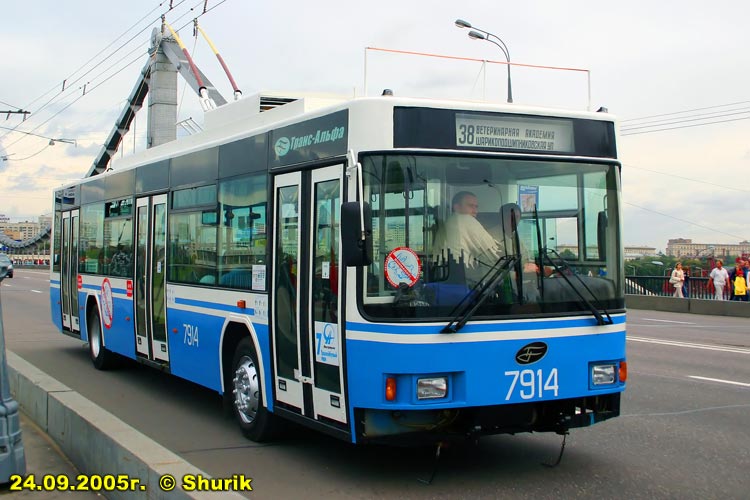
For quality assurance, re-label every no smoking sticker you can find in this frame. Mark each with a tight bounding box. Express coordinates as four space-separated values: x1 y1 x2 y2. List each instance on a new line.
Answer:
385 247 422 288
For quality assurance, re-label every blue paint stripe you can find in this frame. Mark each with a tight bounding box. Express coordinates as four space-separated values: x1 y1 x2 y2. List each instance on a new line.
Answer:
80 284 128 294
346 314 625 335
175 297 255 315
74 288 254 315
51 279 60 285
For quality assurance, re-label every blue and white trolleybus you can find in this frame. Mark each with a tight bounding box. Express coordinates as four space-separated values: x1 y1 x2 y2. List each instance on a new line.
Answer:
50 92 626 444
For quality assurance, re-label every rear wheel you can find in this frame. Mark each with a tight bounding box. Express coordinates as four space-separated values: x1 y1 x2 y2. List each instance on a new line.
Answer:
88 308 118 370
231 337 277 442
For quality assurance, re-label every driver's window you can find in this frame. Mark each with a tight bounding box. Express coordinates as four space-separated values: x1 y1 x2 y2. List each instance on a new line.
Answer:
583 171 607 261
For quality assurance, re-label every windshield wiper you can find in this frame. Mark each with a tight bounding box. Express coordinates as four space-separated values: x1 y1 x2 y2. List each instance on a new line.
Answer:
541 248 613 326
441 254 519 333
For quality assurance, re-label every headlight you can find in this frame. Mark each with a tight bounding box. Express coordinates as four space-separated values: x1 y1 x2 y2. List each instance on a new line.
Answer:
416 377 447 400
592 364 616 385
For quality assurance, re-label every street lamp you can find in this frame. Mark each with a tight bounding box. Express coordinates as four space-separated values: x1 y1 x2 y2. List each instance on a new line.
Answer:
649 261 664 276
455 18 513 104
48 138 77 146
627 265 636 276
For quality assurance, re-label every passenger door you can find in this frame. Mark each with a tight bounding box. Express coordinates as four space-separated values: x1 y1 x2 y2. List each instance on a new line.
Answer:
272 165 346 425
60 209 80 334
134 194 169 363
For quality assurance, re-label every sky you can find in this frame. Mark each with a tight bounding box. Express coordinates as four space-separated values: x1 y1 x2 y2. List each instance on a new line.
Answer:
1 1 749 252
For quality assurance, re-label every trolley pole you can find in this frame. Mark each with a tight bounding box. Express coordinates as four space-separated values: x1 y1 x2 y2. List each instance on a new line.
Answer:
0 268 26 483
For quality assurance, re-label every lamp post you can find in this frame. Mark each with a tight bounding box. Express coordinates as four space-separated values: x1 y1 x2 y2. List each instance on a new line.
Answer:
49 138 77 146
650 260 664 276
455 18 513 104
627 265 636 276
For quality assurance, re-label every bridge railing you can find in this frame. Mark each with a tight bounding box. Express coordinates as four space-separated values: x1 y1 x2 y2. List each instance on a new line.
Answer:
625 275 723 300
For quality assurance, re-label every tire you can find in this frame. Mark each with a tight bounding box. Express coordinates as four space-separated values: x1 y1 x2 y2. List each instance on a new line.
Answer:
88 308 118 370
231 337 277 442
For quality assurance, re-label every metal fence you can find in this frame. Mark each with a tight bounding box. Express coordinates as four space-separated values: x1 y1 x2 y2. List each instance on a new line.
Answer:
625 275 727 300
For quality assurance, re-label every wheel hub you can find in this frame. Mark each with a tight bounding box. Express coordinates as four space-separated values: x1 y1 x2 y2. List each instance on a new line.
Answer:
233 355 259 424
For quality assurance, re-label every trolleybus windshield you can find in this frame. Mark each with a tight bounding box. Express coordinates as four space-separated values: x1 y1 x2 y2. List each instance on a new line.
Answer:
360 153 623 320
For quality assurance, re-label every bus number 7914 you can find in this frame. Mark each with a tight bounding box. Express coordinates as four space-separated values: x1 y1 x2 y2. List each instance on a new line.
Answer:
505 368 559 401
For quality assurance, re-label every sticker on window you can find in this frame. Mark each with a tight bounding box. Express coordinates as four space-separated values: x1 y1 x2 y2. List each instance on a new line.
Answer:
385 247 422 288
315 321 339 366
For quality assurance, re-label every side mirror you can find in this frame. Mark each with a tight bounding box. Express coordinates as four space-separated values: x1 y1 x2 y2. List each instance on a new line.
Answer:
341 202 372 267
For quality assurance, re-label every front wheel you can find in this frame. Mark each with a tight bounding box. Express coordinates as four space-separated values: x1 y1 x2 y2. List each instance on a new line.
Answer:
231 337 277 442
88 307 118 370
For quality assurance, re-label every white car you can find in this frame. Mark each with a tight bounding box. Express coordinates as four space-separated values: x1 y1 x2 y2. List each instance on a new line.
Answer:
0 253 13 278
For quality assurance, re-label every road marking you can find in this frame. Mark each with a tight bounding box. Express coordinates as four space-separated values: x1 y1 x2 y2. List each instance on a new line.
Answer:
628 336 750 355
642 318 696 325
30 289 42 294
622 402 750 418
689 375 750 388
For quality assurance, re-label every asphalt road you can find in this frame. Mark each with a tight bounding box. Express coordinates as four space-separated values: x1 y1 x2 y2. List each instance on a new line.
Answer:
2 269 749 499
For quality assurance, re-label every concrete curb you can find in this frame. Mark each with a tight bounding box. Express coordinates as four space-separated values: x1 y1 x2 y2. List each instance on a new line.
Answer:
626 294 750 317
7 351 244 499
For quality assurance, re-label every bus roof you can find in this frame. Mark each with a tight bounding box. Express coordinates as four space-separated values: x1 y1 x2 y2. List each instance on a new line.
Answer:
64 92 616 189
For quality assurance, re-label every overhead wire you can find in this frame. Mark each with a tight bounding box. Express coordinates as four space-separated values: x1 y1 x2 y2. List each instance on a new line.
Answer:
621 116 750 136
0 99 25 109
0 125 71 143
19 2 169 110
621 107 750 129
2 47 149 152
620 100 750 123
624 163 750 194
0 1 176 142
5 143 53 162
621 104 750 242
620 100 750 136
624 202 747 241
0 0 198 146
1 0 228 156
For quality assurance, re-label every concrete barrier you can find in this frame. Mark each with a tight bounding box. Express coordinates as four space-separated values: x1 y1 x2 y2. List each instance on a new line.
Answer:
626 294 750 318
6 352 243 499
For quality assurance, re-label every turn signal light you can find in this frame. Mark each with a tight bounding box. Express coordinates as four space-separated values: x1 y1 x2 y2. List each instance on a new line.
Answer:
619 361 628 383
385 377 397 401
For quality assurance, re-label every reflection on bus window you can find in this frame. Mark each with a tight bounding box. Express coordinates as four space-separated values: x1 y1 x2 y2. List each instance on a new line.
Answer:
361 154 622 319
168 211 217 285
217 174 268 290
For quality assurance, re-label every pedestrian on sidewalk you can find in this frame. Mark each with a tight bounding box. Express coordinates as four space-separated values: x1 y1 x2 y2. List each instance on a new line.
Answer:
670 262 685 298
730 263 748 301
709 260 730 300
682 267 690 298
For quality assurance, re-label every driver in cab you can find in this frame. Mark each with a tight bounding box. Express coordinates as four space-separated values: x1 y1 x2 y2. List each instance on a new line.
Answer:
434 191 500 274
433 191 538 288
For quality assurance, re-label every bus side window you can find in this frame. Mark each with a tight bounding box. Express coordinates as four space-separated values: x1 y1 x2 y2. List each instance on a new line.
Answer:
217 174 268 290
168 211 217 285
